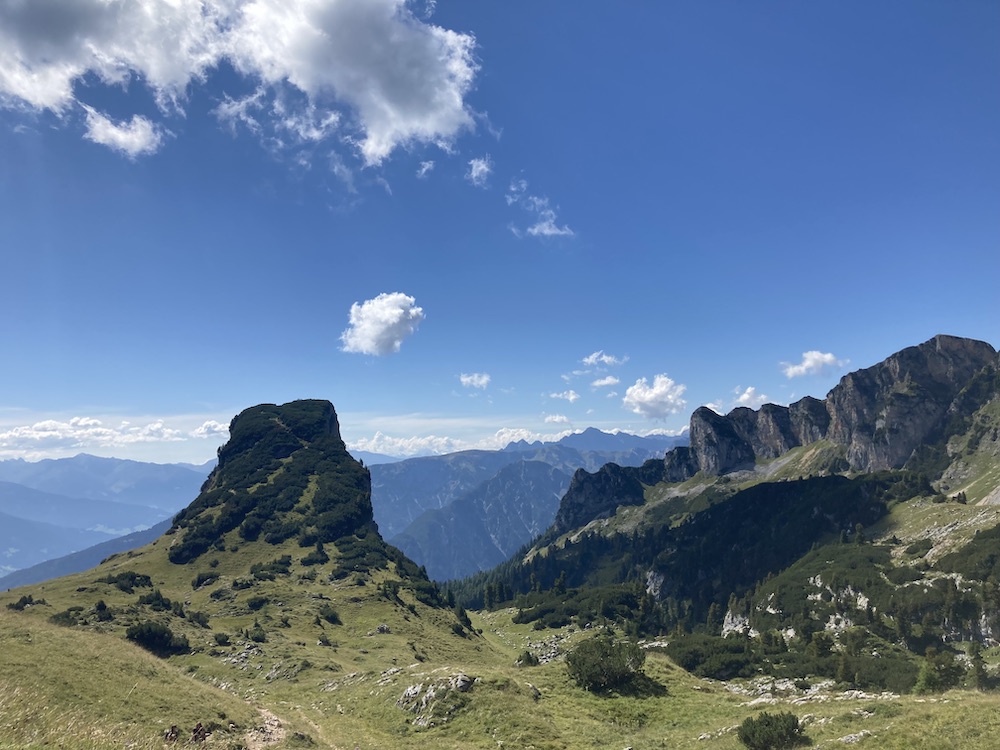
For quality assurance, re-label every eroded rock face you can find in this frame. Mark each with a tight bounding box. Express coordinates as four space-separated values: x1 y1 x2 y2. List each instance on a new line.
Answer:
680 335 997 479
551 336 998 533
825 335 997 471
552 462 646 534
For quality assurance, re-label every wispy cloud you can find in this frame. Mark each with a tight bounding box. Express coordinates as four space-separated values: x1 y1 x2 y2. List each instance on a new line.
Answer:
459 372 491 389
340 292 425 355
544 414 570 425
583 350 627 367
466 155 493 187
782 351 847 378
623 374 687 419
506 178 573 238
549 390 581 403
416 160 435 178
0 0 478 164
591 376 620 388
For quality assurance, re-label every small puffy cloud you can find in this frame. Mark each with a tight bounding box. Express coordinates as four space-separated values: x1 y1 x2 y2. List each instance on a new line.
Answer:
82 106 165 158
591 375 620 388
340 292 424 355
549 390 580 403
623 374 687 419
416 160 435 178
466 155 492 187
506 178 573 238
0 0 478 164
782 351 847 378
191 420 229 439
734 386 768 409
583 350 628 367
459 372 490 389
544 414 570 424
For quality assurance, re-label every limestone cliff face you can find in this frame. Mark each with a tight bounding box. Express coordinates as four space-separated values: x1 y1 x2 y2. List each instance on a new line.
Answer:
825 335 997 471
552 462 646 534
683 335 997 478
550 336 998 537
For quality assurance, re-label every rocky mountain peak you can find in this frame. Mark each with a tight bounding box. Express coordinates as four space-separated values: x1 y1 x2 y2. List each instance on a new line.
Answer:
685 334 997 478
551 335 998 534
168 399 373 564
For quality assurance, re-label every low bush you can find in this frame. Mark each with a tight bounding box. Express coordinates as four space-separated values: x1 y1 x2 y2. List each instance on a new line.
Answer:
126 621 189 657
736 711 807 750
566 634 645 692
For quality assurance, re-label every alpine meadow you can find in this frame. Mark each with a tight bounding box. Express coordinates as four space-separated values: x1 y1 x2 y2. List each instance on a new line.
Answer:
1 2 999 749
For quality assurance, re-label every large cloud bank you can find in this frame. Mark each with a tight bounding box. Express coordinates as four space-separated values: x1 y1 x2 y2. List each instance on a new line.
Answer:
0 0 478 162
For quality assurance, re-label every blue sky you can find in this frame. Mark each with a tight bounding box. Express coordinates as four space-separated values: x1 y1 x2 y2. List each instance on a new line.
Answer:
1 1 998 464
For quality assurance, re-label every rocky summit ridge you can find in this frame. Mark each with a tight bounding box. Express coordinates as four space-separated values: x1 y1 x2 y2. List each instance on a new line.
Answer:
553 335 999 532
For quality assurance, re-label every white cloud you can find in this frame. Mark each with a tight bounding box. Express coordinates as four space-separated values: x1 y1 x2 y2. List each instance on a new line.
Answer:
416 160 435 178
466 155 492 187
734 386 768 408
347 430 461 456
583 350 628 367
81 106 165 158
623 374 687 419
782 351 847 378
340 292 425 355
0 416 185 458
0 0 478 164
549 390 580 403
347 425 575 457
544 414 570 424
459 372 490 389
191 420 229 439
506 178 573 238
591 375 620 388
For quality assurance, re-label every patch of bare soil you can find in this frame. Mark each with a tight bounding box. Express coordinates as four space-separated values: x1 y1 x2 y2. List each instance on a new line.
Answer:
244 708 286 750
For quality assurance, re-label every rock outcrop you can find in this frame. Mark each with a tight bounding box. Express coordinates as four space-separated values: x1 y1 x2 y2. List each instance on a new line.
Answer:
552 462 647 534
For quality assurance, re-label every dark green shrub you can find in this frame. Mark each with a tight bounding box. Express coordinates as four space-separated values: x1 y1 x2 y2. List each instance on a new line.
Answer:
318 603 341 625
248 620 267 643
301 542 330 566
192 571 220 589
126 621 189 656
516 650 539 667
96 571 152 593
736 711 807 750
137 589 172 611
247 595 269 611
188 610 210 628
566 634 645 692
7 594 44 611
48 609 80 627
214 631 231 646
94 600 114 622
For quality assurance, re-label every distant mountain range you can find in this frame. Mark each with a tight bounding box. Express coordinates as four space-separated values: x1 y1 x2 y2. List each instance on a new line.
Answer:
0 519 172 589
0 454 209 579
372 429 686 580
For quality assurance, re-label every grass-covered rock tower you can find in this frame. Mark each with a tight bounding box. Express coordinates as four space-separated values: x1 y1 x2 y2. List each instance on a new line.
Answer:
169 400 377 566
